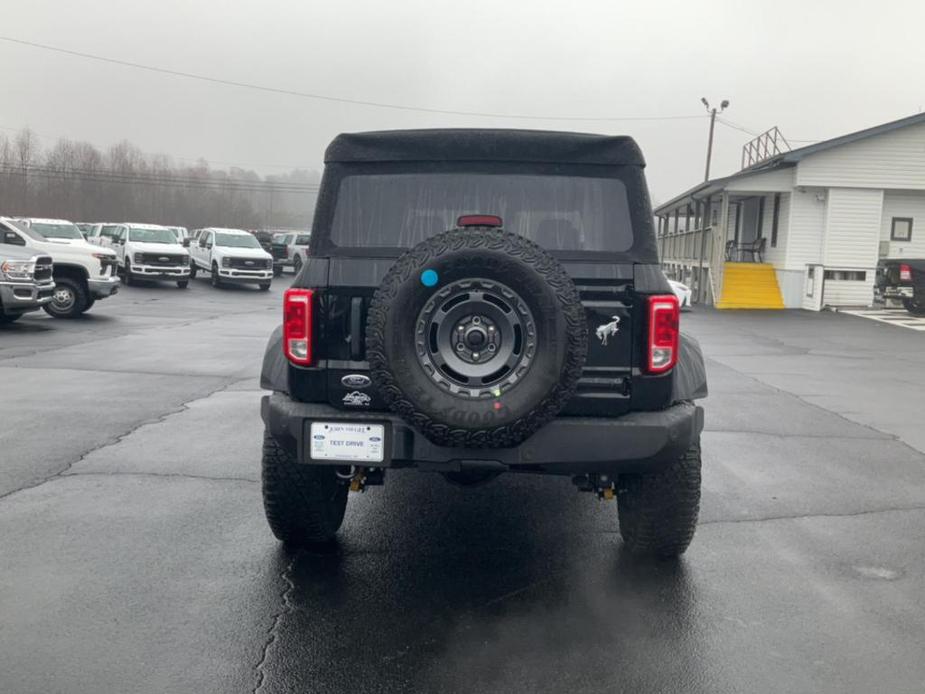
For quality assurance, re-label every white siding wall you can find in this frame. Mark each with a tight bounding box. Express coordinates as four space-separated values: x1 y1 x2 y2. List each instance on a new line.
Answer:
820 188 882 307
822 188 883 268
785 188 826 270
823 279 874 306
880 190 925 258
796 121 925 189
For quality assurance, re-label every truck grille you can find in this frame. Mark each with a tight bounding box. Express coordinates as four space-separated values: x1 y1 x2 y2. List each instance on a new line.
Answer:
140 253 187 267
33 256 53 282
227 257 270 270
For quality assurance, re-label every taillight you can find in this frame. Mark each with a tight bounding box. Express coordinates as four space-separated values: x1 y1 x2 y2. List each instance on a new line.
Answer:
899 264 912 282
284 288 314 365
457 214 503 228
647 295 680 374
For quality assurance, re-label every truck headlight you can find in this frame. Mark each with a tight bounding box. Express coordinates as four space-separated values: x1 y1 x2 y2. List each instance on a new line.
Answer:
0 259 35 281
133 253 144 264
222 257 231 268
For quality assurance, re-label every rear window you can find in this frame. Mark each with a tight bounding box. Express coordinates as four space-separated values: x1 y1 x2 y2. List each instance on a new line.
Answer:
329 173 633 252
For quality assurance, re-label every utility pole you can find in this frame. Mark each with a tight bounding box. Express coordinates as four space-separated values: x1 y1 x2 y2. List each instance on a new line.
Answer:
701 97 729 181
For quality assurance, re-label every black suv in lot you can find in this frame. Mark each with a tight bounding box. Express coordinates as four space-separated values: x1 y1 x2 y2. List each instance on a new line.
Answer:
260 129 708 557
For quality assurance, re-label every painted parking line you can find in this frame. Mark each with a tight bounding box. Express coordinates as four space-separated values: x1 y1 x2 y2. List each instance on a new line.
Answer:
840 308 925 332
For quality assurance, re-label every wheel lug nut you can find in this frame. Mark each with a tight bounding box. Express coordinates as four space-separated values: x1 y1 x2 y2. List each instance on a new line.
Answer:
473 352 480 359
488 344 496 352
472 316 481 324
456 343 465 351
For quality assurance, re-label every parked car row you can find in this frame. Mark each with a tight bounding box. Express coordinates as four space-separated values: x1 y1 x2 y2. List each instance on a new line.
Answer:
0 217 278 324
1 217 119 319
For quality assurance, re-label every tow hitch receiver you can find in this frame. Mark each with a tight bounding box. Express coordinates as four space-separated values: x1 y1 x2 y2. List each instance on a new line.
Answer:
337 466 385 492
572 474 616 500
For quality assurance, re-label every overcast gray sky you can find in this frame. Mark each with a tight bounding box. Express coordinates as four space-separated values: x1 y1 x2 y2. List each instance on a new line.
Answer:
2 0 924 202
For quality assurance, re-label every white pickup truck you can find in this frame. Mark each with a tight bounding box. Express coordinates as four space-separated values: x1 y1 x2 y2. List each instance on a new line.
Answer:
189 227 273 290
1 217 120 318
0 243 55 324
110 223 191 288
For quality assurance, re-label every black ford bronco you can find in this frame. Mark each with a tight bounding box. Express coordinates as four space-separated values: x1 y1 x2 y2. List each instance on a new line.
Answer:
260 129 707 557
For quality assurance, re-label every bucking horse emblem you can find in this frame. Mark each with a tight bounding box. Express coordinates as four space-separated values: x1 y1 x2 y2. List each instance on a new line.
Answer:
595 316 621 346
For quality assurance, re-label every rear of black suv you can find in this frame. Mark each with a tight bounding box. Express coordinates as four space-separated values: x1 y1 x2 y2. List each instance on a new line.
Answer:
260 129 707 557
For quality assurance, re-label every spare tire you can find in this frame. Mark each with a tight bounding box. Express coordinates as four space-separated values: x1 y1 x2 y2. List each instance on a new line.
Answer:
366 226 588 448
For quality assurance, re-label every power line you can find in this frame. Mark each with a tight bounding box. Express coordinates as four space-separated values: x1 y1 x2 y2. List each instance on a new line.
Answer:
717 117 819 143
716 117 758 137
0 35 708 123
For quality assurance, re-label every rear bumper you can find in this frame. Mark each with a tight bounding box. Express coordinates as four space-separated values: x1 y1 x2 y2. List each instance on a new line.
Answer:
880 285 914 299
261 393 704 476
87 276 120 299
0 279 55 313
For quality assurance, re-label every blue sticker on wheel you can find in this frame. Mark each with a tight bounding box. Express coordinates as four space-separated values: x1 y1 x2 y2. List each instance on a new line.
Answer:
421 269 438 287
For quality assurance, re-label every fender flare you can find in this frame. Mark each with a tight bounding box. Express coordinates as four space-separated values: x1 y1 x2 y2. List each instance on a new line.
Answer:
260 326 289 394
672 332 708 402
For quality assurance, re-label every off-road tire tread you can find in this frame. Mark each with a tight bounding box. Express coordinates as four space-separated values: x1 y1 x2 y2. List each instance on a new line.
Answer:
902 294 925 316
366 227 587 448
617 439 701 557
261 431 348 545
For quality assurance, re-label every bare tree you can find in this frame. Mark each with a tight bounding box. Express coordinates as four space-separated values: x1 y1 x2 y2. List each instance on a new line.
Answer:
0 127 315 229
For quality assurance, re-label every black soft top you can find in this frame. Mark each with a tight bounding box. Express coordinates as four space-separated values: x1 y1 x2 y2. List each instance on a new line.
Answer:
324 129 646 167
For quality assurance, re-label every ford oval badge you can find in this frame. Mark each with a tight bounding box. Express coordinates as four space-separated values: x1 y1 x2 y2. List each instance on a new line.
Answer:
341 374 371 389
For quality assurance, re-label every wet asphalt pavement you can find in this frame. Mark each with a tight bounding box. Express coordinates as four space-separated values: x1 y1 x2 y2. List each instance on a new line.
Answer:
2 281 925 694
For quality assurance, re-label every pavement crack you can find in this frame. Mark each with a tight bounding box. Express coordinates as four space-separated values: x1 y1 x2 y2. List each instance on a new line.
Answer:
700 503 925 526
253 552 298 694
62 471 258 484
0 375 256 504
704 356 925 455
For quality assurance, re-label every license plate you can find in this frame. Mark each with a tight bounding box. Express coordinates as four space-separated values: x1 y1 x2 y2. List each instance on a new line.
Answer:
309 422 384 463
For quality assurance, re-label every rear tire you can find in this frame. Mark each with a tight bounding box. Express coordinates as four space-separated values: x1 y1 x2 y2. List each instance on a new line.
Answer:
273 265 283 277
293 255 303 275
261 431 349 546
189 261 198 279
177 280 189 289
902 294 925 316
617 439 702 558
43 277 89 319
0 312 22 324
259 282 271 291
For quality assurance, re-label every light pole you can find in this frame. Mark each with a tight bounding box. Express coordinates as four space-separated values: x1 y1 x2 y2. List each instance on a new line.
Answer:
701 97 729 181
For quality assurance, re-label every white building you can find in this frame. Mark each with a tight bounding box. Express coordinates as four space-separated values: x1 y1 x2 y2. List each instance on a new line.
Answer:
655 112 925 310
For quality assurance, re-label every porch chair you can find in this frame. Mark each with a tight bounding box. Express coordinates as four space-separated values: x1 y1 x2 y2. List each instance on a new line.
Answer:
738 237 766 263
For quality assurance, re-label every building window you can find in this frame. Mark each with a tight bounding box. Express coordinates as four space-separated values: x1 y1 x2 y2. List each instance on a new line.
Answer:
771 194 781 248
824 270 867 281
891 217 913 242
